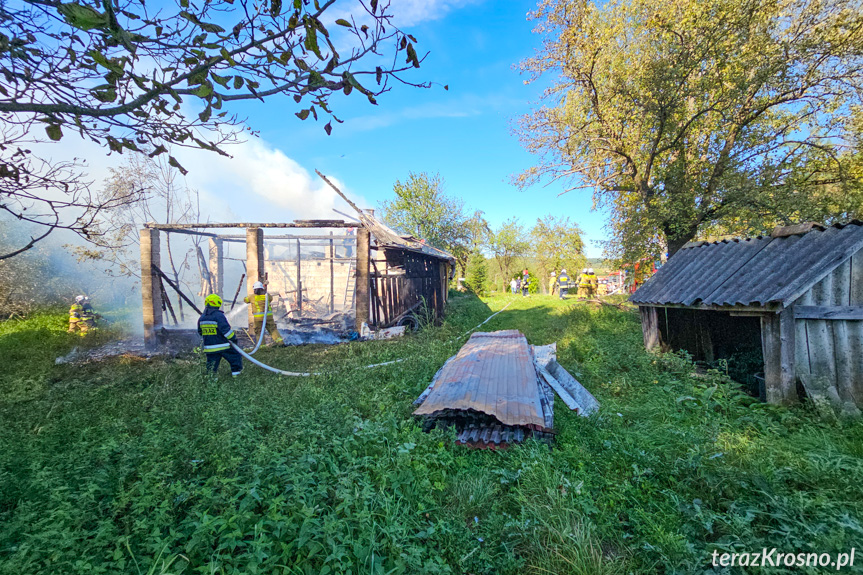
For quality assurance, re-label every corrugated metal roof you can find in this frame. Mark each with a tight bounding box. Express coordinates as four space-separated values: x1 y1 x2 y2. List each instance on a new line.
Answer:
632 221 863 307
412 330 545 427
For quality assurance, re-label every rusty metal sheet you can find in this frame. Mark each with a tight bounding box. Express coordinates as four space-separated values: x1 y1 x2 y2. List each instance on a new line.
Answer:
412 330 545 428
631 221 863 308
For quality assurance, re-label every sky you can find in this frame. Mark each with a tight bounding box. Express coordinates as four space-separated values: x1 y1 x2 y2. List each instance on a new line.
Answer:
42 0 611 257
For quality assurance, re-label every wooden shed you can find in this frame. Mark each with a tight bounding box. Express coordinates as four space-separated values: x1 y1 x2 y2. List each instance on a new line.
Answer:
631 221 863 411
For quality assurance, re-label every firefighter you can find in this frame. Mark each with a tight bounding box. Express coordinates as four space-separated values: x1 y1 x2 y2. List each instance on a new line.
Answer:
577 268 590 298
80 296 101 331
549 270 557 296
597 278 608 296
68 295 85 333
557 269 570 299
198 294 243 378
244 281 283 345
586 268 599 297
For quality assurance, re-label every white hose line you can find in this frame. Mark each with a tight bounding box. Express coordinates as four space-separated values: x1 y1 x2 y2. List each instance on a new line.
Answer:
226 299 513 377
247 293 268 356
230 341 315 377
455 299 514 341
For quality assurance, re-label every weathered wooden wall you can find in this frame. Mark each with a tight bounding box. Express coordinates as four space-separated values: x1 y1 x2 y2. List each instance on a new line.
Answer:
792 249 863 408
369 249 450 328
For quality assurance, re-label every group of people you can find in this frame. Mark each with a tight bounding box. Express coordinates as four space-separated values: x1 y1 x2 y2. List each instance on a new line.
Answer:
509 268 533 297
549 268 599 299
69 280 283 379
511 267 602 300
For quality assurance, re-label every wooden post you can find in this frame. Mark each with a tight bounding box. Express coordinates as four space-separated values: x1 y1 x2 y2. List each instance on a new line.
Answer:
640 306 660 351
761 309 798 404
208 238 224 296
246 227 264 328
140 228 163 349
329 232 335 314
296 239 303 313
355 227 370 331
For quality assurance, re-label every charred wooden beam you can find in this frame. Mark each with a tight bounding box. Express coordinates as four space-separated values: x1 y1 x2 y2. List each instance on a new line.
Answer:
145 220 353 229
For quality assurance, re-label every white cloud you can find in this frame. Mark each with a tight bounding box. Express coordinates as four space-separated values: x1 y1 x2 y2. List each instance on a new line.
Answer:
387 0 485 27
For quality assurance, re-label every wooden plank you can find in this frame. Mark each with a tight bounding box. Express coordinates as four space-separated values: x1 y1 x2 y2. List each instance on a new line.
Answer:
794 288 814 379
139 228 163 349
851 253 863 305
807 273 839 395
296 239 302 313
640 306 660 351
218 234 354 241
208 238 224 296
777 307 797 404
761 313 782 404
355 227 371 331
832 259 851 305
329 232 335 313
793 306 863 320
832 320 856 406
848 320 863 407
146 220 353 229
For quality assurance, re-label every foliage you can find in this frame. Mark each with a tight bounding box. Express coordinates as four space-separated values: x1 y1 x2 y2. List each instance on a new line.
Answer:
488 218 529 292
465 250 488 296
517 0 863 262
1 297 862 574
0 0 430 258
530 215 586 282
381 172 468 251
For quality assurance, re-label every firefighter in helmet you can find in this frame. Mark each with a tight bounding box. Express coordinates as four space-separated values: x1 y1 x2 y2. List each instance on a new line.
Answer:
244 281 283 345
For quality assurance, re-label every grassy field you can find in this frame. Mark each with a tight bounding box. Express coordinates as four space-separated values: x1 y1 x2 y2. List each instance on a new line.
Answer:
1 295 862 574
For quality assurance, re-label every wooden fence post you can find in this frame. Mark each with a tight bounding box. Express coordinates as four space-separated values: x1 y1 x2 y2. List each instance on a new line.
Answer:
246 227 264 328
355 227 370 331
140 228 163 349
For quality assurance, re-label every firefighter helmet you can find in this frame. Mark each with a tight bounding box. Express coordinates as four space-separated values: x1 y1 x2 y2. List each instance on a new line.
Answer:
75 295 85 303
252 281 265 290
204 294 223 308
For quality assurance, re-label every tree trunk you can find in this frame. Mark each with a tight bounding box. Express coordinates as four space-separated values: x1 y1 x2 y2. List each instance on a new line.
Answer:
665 224 699 257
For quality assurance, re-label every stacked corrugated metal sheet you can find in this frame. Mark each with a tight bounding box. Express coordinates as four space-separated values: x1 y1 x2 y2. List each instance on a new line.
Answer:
413 330 598 448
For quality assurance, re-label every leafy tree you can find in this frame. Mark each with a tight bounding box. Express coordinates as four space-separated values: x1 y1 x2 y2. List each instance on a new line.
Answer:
380 172 469 253
488 218 529 291
530 215 586 288
464 250 488 296
1 0 430 259
516 0 863 261
451 210 490 278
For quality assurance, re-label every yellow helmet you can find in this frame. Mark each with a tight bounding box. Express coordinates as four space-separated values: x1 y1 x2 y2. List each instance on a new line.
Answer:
204 294 223 308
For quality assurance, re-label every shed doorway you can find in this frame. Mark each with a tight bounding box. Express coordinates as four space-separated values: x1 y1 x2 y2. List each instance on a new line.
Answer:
656 308 765 397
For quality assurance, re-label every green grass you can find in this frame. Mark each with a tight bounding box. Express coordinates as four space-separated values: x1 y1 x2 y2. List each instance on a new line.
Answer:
1 294 862 574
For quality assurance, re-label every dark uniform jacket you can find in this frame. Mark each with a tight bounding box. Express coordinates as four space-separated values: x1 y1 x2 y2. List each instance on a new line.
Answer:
197 306 237 353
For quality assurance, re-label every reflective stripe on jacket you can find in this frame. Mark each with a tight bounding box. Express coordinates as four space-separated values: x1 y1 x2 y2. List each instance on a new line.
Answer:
69 304 82 322
558 274 569 286
243 293 273 318
197 306 236 353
